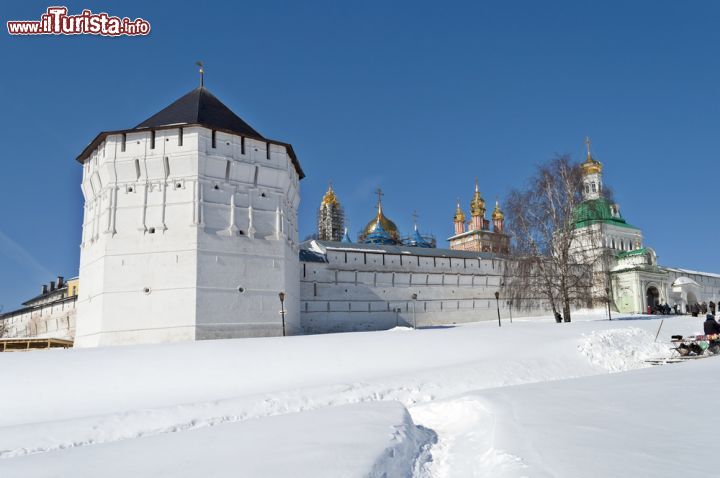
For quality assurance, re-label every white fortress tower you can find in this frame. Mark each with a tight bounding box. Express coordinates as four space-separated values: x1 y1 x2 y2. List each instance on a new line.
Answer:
74 81 304 346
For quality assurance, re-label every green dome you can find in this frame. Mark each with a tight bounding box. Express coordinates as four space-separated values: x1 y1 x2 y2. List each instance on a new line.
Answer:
572 198 636 229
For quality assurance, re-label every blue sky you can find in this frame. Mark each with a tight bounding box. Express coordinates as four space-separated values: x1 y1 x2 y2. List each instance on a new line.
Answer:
1 0 719 310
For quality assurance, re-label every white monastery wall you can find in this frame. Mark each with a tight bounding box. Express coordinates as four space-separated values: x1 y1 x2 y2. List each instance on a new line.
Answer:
300 243 550 333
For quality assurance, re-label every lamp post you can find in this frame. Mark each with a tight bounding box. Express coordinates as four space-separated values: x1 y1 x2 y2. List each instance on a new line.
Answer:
507 300 513 324
494 291 501 327
605 287 612 321
411 293 418 329
278 291 286 336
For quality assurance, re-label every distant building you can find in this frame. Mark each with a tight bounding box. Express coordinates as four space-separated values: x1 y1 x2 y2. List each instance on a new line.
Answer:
448 181 509 253
0 276 78 339
317 184 345 242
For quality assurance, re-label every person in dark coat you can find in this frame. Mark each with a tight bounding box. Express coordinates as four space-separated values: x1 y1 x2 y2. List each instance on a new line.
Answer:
704 314 720 335
704 314 720 354
692 303 700 317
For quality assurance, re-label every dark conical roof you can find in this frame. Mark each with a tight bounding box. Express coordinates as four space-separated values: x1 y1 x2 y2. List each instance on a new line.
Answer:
76 85 304 178
136 87 263 139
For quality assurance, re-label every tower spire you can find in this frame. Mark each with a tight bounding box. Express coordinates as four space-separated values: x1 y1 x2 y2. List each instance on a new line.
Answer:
196 61 205 87
584 136 592 160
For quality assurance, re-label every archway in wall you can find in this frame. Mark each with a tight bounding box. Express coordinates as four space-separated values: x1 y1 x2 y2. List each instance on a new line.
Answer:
687 291 698 306
646 286 660 309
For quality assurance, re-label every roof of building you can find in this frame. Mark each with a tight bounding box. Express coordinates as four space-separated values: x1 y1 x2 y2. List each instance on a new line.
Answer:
76 86 304 178
136 87 263 137
300 240 501 260
572 198 638 229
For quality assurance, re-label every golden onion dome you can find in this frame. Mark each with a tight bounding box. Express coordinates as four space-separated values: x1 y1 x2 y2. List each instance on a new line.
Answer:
492 200 504 220
321 184 339 206
453 200 466 223
469 179 486 217
582 136 603 175
361 202 400 241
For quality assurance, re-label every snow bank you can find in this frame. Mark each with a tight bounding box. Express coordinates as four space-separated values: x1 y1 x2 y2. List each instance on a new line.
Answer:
441 357 720 477
0 401 435 478
577 326 672 372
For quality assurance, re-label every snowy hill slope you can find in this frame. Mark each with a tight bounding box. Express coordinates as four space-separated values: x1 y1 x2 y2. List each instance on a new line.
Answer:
0 314 706 476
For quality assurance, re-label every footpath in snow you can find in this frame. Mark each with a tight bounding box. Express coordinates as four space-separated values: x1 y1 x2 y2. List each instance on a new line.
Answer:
0 313 707 477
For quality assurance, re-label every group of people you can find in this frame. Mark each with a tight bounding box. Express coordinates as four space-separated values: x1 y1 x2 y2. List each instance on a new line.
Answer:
650 301 717 317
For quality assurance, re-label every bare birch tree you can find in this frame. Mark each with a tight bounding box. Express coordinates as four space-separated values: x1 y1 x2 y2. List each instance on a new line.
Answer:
502 155 610 322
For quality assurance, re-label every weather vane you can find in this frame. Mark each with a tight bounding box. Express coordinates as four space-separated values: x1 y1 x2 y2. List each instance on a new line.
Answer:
196 61 205 87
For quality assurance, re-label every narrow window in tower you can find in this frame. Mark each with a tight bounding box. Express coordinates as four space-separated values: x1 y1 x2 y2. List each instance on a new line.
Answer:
150 130 156 149
211 130 217 148
266 142 271 160
591 182 597 192
164 157 170 179
134 159 141 180
178 127 183 146
253 166 259 186
225 160 231 181
121 133 126 152
240 136 245 155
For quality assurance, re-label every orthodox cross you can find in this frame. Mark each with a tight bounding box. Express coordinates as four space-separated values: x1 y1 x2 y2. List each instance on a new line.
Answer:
375 187 384 206
412 210 418 229
196 61 205 87
584 136 592 157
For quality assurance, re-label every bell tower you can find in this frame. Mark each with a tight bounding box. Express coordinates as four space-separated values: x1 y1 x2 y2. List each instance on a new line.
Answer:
581 136 603 200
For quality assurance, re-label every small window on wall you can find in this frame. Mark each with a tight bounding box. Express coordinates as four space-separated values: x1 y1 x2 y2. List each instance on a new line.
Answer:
134 159 141 180
121 133 127 152
241 136 245 154
150 130 156 149
591 182 597 192
211 130 217 148
178 127 183 146
266 142 271 159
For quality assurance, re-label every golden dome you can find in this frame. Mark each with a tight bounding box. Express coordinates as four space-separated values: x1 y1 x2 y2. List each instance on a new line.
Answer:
321 184 339 206
582 136 603 175
361 200 400 241
469 179 486 217
492 200 504 220
453 200 466 223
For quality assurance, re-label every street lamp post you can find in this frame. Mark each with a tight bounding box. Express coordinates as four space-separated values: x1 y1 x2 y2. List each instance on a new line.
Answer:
411 293 418 329
278 291 286 336
605 287 612 321
494 291 501 327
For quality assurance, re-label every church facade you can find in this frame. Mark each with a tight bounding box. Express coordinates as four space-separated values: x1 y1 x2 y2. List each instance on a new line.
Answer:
570 141 720 314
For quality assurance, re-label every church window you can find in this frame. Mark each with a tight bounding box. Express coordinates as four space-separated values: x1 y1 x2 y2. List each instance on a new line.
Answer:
178 128 183 146
224 160 231 181
241 136 245 154
620 240 624 250
163 157 170 179
266 142 271 160
591 182 597 192
134 159 141 180
211 130 217 148
150 130 156 149
611 239 616 249
121 133 126 152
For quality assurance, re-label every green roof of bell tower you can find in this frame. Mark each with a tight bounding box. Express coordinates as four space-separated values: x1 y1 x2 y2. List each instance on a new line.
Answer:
572 198 638 230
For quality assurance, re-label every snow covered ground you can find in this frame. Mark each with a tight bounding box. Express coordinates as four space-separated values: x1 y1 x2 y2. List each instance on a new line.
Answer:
0 312 711 477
